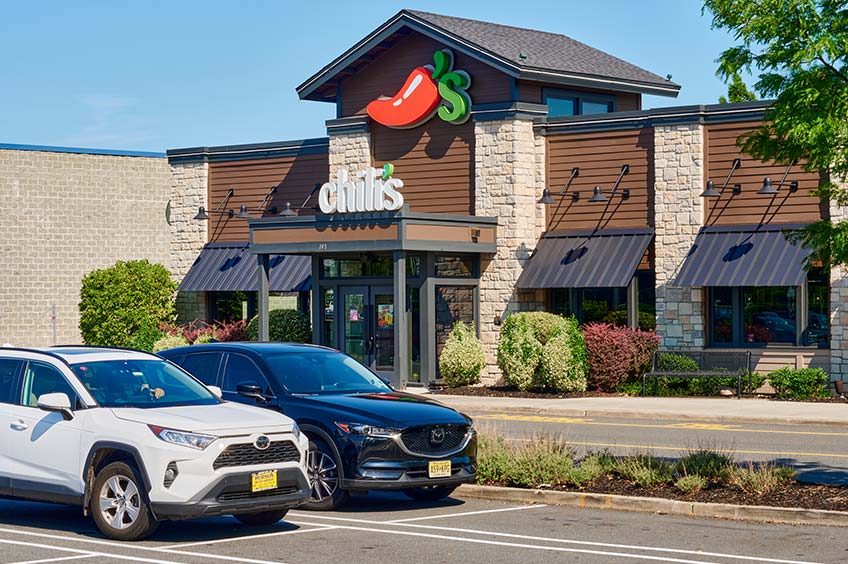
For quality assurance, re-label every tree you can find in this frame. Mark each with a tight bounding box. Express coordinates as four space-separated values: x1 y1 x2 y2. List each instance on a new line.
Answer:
718 73 757 103
704 0 848 267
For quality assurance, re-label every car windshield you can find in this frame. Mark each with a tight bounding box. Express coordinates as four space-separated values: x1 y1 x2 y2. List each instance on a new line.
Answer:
70 359 219 408
264 352 391 395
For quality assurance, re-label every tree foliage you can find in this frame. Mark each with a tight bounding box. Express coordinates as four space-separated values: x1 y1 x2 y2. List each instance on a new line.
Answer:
704 0 848 266
718 73 757 103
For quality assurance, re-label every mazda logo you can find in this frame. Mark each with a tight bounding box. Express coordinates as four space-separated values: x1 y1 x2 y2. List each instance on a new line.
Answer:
429 428 445 446
254 435 271 451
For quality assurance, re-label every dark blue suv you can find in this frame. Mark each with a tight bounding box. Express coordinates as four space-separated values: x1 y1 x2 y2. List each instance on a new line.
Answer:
158 343 477 510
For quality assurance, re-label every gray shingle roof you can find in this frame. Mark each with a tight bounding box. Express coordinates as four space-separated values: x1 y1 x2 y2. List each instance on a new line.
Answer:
407 10 678 90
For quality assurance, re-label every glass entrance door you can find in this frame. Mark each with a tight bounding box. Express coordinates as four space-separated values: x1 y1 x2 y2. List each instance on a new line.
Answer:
338 286 395 377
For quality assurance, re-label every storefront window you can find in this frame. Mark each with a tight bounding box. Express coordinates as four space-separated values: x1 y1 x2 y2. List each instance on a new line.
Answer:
321 288 335 349
435 286 474 378
743 286 796 344
544 89 615 118
710 287 734 344
321 256 396 278
408 287 421 383
211 291 254 322
434 255 474 277
549 287 628 326
636 270 656 331
806 269 829 347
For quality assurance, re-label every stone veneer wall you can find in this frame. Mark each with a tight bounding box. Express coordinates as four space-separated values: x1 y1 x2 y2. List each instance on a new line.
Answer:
169 161 209 322
653 124 706 349
0 148 171 346
475 119 545 384
830 177 848 381
328 130 371 173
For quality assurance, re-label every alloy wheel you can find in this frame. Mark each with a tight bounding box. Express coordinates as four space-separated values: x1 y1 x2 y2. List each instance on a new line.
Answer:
99 474 141 530
308 449 339 502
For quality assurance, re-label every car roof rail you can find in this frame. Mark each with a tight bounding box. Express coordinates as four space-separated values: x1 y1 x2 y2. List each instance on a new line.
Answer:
0 346 72 366
49 344 162 359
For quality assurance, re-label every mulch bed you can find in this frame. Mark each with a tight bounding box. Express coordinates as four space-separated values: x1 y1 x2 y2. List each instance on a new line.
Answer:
520 478 848 512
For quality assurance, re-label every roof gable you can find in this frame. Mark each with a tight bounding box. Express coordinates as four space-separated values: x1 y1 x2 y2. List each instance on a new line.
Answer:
297 9 680 102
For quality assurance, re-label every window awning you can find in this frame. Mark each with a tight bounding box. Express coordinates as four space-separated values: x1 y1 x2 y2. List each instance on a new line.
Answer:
179 244 311 293
674 224 812 287
516 228 654 289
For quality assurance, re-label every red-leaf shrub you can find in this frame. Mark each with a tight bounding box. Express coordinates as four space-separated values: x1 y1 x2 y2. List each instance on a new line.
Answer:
213 319 249 342
583 323 659 392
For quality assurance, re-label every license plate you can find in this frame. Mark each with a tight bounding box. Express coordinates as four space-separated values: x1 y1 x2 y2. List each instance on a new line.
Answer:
251 470 278 492
428 460 452 478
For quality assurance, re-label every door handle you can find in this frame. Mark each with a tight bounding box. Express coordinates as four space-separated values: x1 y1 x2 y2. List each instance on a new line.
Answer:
10 420 28 431
364 336 374 353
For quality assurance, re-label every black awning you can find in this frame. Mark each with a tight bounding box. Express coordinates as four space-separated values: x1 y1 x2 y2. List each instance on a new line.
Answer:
179 244 311 293
516 228 654 289
674 224 812 287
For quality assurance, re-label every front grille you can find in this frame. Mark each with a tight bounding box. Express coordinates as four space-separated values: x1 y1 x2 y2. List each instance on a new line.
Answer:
213 440 300 470
216 485 299 502
400 424 468 456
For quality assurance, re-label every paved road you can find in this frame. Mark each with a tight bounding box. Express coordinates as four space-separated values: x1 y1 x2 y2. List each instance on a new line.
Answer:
0 491 844 564
469 411 848 484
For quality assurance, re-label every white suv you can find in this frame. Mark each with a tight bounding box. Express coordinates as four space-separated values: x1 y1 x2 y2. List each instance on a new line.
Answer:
0 347 310 541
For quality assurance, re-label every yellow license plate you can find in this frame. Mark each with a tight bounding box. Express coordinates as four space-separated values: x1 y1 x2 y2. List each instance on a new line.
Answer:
428 460 452 478
251 470 278 492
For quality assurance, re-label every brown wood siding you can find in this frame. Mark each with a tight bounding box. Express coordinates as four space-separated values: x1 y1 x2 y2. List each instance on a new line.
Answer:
546 128 653 231
341 32 511 117
208 153 329 242
518 80 641 112
705 122 823 226
372 119 474 215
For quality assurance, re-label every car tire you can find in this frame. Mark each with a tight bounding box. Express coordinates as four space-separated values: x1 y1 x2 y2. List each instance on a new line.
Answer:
402 485 457 502
233 509 288 526
302 438 348 511
90 461 159 541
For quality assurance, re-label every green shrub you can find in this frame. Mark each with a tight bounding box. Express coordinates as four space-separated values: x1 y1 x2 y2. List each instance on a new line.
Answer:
153 333 189 353
615 454 673 487
439 321 486 387
656 352 699 372
476 434 575 488
726 462 796 495
602 309 657 331
676 447 734 481
79 260 176 348
767 367 830 400
675 474 707 495
193 332 216 345
247 309 312 343
497 312 587 392
570 451 617 486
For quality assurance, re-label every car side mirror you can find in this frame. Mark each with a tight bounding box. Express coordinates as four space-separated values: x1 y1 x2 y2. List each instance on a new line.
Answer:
37 393 74 421
237 384 266 402
206 385 223 398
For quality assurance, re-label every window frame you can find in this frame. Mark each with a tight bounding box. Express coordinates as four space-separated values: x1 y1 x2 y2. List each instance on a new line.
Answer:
542 88 617 118
180 352 224 387
19 360 81 409
221 353 276 398
0 358 24 405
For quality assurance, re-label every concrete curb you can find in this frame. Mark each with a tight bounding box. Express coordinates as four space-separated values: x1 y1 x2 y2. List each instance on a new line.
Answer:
457 484 848 527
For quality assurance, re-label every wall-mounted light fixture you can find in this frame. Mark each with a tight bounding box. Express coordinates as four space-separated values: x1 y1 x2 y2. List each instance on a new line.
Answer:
701 158 742 198
279 202 297 217
587 164 630 203
194 188 238 221
758 159 799 195
539 167 580 204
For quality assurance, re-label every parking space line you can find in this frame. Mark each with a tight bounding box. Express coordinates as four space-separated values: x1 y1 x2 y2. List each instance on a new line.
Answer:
7 555 97 564
162 524 340 549
0 539 185 564
386 504 547 523
287 515 824 564
288 519 733 564
0 529 290 564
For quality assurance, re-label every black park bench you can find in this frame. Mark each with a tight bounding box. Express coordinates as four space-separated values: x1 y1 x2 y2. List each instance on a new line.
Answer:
642 350 752 398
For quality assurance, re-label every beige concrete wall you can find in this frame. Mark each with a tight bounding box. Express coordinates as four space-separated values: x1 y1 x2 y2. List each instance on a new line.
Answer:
0 148 171 346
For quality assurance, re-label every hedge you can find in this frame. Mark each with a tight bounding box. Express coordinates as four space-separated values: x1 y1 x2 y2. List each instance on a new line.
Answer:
247 309 312 343
439 321 486 387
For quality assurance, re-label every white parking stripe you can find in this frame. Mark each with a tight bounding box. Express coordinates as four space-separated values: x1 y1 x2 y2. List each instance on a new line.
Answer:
387 504 547 522
0 539 186 564
0 529 289 564
287 520 727 564
162 524 339 549
7 555 97 564
287 514 825 564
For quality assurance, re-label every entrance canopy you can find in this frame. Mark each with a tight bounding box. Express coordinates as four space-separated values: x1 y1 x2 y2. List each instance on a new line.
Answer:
180 243 311 292
517 228 654 288
674 224 812 287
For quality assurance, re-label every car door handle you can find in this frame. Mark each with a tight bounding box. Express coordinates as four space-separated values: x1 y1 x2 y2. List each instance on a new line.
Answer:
10 420 28 431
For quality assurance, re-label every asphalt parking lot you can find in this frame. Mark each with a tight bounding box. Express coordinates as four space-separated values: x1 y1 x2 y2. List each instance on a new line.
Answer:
0 490 845 564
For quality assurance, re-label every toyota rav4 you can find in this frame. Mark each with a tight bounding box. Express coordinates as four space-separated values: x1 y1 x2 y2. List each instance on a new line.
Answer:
0 347 310 541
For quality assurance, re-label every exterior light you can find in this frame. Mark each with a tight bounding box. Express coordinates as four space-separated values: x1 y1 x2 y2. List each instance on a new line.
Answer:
539 188 555 205
280 202 297 216
758 160 798 196
703 158 742 198
235 205 250 219
758 177 778 195
193 206 209 221
589 186 607 202
700 180 720 198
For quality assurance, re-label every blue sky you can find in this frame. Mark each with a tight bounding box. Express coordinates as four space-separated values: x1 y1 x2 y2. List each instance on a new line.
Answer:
0 1 740 152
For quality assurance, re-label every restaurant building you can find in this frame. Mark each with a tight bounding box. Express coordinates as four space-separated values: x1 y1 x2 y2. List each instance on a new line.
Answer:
4 9 845 388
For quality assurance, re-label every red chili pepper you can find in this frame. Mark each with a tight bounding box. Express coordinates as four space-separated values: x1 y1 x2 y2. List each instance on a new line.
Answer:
366 66 441 128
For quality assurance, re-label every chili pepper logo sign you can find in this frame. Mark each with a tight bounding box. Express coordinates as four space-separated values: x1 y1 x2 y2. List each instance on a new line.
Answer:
366 49 471 128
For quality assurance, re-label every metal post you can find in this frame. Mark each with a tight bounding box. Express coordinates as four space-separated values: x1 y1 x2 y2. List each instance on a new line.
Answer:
393 250 408 388
627 276 639 329
421 253 436 387
257 254 270 342
311 255 322 345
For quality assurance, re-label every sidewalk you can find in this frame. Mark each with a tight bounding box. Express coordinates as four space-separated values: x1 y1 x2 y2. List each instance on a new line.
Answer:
422 393 848 425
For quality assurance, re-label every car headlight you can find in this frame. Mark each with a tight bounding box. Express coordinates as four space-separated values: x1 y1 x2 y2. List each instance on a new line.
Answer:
335 422 400 438
148 425 217 450
291 421 301 441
